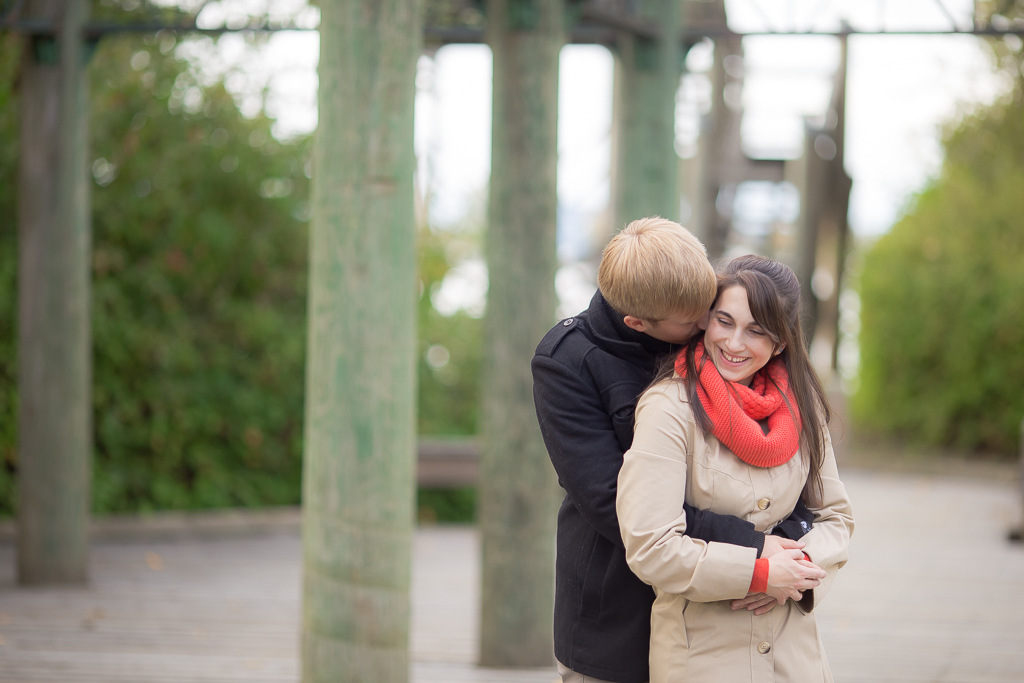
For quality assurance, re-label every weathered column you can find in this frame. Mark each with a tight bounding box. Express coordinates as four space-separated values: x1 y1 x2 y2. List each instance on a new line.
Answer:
1015 417 1024 542
793 122 826 343
301 3 420 682
692 35 742 261
479 0 564 667
611 0 682 228
793 36 850 355
17 0 92 585
821 36 851 373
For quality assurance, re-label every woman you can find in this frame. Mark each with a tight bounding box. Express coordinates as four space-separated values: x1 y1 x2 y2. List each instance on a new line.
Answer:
617 255 854 683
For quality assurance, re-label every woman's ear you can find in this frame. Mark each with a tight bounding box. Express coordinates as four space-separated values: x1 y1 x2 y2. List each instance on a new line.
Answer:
773 343 786 356
697 309 711 331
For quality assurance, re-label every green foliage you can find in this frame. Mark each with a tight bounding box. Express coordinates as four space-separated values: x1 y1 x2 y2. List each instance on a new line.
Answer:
414 223 483 523
0 30 312 516
417 223 483 436
417 487 476 524
854 87 1024 453
88 32 312 512
0 27 486 517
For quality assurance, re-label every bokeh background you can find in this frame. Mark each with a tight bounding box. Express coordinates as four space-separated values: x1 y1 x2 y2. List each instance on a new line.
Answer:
2 0 1022 524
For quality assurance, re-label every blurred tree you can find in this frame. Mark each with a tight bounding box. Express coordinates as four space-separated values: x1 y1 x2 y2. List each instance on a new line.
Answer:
0 26 312 515
416 220 482 436
854 68 1024 454
0 22 486 518
415 221 483 524
88 29 313 512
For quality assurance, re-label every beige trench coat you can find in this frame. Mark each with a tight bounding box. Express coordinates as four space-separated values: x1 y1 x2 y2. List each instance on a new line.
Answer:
617 379 854 683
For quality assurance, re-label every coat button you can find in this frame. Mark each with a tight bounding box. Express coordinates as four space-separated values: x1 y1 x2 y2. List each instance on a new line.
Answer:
758 641 771 654
757 498 771 510
562 318 574 326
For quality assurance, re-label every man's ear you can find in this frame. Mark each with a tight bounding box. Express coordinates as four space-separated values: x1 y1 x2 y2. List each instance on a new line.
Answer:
697 310 711 331
622 315 649 334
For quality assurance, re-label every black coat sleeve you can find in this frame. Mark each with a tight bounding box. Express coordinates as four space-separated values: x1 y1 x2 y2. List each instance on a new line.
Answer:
533 353 628 544
683 504 765 557
768 498 815 541
533 351 768 552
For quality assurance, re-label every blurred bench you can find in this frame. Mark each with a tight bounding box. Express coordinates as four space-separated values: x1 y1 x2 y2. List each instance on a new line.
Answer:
417 437 479 488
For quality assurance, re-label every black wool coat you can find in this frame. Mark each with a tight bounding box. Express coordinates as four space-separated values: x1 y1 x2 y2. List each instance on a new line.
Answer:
533 291 777 683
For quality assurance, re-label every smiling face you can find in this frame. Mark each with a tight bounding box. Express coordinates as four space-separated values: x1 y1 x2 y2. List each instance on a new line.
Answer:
703 285 781 386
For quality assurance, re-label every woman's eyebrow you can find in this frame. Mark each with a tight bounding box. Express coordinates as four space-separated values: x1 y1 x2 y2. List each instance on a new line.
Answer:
713 309 735 321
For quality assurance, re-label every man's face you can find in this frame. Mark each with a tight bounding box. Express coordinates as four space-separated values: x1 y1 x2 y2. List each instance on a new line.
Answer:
627 311 702 344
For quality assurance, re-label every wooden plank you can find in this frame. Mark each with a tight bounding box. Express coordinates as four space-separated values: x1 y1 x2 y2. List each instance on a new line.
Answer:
1 469 1022 682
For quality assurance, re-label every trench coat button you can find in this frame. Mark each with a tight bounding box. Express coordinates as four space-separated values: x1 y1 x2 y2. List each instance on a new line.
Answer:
757 498 771 510
758 641 771 654
562 318 574 326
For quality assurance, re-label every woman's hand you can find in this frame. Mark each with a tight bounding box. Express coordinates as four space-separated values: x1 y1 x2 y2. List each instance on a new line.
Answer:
735 536 809 612
764 549 826 604
731 593 778 615
760 535 805 559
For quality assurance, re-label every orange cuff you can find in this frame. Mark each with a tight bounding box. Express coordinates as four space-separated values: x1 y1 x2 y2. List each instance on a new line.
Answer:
749 558 769 594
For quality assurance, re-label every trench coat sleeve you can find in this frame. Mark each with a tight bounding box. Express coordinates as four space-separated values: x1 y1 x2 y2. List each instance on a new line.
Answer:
795 425 855 612
617 384 758 602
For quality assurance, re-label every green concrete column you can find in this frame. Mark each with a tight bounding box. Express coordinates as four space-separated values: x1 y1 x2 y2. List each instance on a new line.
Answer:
479 0 565 668
611 0 682 227
301 2 420 681
17 0 92 585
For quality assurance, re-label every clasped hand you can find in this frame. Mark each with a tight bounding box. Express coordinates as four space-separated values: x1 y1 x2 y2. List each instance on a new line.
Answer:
730 537 826 616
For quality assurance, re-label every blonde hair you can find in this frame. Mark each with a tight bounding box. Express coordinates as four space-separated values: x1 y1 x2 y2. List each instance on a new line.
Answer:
597 216 716 321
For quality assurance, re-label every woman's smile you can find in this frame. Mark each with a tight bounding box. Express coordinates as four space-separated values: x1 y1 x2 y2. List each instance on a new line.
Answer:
703 285 778 386
719 350 749 365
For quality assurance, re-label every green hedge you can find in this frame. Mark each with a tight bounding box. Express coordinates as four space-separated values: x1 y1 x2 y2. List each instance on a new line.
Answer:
854 88 1024 454
90 33 311 512
0 31 483 517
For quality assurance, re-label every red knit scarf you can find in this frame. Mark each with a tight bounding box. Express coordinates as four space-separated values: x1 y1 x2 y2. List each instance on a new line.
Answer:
673 341 801 468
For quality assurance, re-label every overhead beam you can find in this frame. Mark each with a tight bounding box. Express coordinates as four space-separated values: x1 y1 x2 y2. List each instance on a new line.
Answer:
9 16 1024 41
578 3 660 40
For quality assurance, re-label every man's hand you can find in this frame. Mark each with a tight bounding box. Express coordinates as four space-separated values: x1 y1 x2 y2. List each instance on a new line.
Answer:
730 593 778 615
764 550 825 604
760 535 805 559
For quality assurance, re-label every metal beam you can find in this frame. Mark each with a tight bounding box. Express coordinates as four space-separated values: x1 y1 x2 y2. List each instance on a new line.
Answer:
578 2 660 40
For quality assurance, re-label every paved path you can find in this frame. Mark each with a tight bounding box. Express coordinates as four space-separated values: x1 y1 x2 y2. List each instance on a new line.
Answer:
1 468 1022 683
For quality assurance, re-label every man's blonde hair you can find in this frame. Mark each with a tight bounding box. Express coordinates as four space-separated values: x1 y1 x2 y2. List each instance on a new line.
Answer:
597 216 716 322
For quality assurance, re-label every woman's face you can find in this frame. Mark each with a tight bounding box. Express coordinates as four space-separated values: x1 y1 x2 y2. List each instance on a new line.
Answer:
703 285 779 387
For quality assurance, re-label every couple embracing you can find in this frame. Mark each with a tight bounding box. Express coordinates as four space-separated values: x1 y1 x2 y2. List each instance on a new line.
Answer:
532 217 855 683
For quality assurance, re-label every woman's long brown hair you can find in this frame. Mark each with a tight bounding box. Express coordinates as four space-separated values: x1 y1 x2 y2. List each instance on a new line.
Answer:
668 255 832 507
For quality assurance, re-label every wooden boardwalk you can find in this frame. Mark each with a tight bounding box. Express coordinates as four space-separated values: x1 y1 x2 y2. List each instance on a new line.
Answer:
1 467 1022 683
